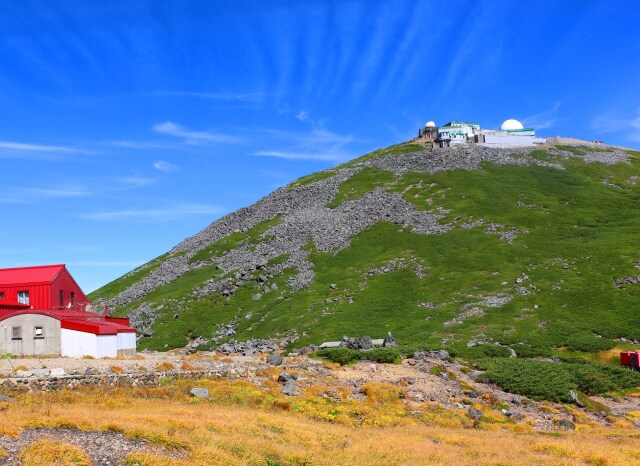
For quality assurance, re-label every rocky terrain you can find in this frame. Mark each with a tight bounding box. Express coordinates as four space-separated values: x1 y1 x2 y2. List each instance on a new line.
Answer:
89 140 640 365
1 351 639 433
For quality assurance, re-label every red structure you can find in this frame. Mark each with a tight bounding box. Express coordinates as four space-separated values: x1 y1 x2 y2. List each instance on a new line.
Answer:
0 264 90 312
621 351 640 371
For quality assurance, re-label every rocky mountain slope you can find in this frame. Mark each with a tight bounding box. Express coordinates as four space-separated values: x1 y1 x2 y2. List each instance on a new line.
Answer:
90 141 640 358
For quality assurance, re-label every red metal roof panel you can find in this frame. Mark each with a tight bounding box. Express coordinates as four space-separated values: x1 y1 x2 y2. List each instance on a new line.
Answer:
0 264 65 285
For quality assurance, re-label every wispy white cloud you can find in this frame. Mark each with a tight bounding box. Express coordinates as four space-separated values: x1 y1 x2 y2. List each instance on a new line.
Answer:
592 110 640 141
153 160 178 172
105 140 170 150
118 177 155 189
153 121 243 144
0 141 80 153
253 127 356 162
295 111 310 121
80 203 223 221
68 260 146 267
254 150 349 162
521 103 561 130
24 187 90 198
159 91 263 103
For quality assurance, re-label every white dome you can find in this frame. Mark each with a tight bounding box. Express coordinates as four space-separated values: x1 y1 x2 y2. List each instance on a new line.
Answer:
425 121 436 128
500 119 524 131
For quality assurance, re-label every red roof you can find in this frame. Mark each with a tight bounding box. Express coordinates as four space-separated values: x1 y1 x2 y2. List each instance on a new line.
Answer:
0 264 65 285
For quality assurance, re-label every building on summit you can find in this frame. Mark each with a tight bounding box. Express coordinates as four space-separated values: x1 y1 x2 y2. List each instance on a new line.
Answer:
416 118 546 148
0 264 136 358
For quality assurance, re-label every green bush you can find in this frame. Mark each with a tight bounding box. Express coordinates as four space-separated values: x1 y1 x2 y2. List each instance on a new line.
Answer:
450 344 512 360
512 344 553 358
315 348 360 365
359 347 401 364
315 347 401 365
479 358 575 402
479 358 640 402
565 334 616 352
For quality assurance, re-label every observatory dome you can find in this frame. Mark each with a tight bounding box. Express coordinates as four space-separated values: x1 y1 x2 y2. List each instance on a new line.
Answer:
425 121 436 128
500 119 524 131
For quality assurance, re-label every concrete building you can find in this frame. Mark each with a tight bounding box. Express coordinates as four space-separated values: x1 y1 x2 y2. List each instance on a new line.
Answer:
437 121 481 147
0 264 136 357
480 119 546 147
416 118 546 148
417 121 439 147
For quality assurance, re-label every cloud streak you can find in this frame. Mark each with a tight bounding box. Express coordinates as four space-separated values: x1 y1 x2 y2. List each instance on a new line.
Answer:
0 141 80 153
154 161 178 172
592 110 640 141
159 91 263 103
253 127 356 162
521 103 561 130
153 121 243 144
80 203 223 221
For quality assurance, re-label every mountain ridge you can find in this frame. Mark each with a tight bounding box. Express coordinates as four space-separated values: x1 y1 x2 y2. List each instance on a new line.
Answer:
90 140 640 358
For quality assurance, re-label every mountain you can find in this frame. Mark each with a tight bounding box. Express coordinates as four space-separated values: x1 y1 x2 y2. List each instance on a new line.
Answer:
90 140 640 359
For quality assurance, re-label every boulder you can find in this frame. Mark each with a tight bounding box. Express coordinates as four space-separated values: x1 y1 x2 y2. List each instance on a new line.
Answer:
190 388 210 399
15 370 33 378
266 353 283 366
553 419 575 431
281 380 298 396
468 408 483 420
50 368 66 378
383 332 398 347
32 368 50 378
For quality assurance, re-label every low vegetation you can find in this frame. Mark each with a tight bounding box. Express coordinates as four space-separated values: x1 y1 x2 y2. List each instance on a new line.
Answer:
478 358 640 402
315 347 401 365
3 380 640 465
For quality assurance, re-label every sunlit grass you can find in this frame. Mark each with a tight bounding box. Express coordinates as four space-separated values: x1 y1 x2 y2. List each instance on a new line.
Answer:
1 379 640 465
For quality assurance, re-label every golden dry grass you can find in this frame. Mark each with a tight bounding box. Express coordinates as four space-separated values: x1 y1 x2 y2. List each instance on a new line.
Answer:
155 362 175 371
19 439 90 466
1 380 640 465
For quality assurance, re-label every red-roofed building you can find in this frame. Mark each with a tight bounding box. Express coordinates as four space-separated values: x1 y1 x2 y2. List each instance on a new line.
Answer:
0 264 89 311
0 265 136 358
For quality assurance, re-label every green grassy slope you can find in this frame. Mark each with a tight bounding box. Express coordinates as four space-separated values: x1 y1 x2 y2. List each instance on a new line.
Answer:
91 144 640 361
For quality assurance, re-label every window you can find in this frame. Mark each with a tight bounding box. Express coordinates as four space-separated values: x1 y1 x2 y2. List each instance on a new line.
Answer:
59 290 64 307
17 291 29 305
70 292 75 307
11 327 22 340
34 327 44 338
0 292 4 299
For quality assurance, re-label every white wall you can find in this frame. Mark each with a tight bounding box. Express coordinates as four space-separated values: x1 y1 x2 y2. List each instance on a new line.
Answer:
60 329 118 358
96 334 118 358
117 332 136 350
61 328 98 358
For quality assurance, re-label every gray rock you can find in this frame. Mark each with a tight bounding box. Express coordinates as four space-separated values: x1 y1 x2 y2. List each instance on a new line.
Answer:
319 341 341 349
278 372 293 382
281 380 298 396
383 332 398 347
468 408 483 420
190 388 210 399
32 368 50 378
266 353 283 366
467 370 484 380
50 368 66 377
553 419 575 430
15 370 33 378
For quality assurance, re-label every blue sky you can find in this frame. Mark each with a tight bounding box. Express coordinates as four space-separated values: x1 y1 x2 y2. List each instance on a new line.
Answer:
1 1 639 292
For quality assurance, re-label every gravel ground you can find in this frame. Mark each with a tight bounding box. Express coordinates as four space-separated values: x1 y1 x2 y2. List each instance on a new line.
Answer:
0 428 185 465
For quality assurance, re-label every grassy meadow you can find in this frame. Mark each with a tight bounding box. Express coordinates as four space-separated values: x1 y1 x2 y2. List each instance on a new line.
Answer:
3 377 640 465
